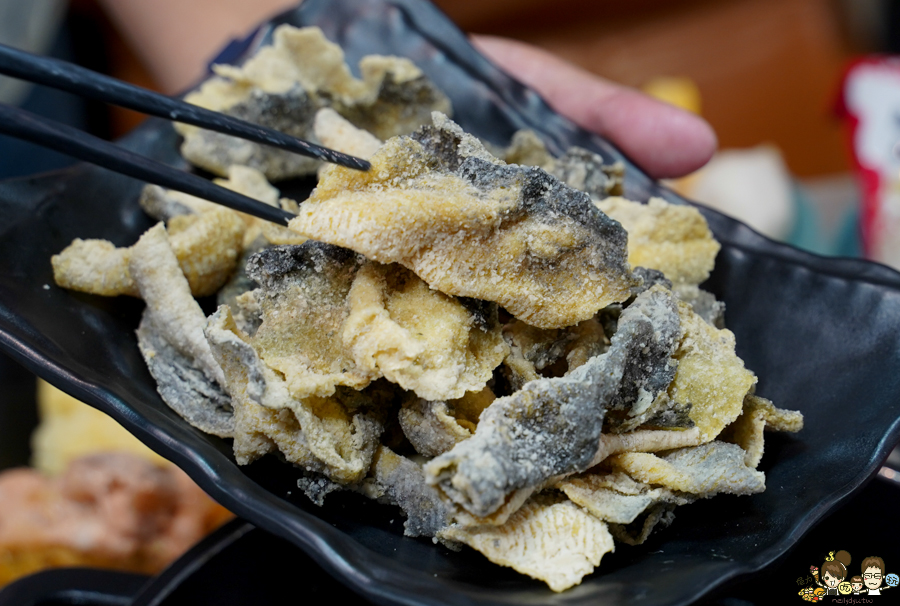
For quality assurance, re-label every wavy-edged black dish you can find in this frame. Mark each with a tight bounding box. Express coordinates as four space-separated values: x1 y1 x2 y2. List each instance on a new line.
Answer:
1 1 899 604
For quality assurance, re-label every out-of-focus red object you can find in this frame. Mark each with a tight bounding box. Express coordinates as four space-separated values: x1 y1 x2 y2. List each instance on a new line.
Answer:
838 57 900 267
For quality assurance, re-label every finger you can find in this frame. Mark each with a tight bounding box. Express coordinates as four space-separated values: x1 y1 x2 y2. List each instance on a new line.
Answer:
472 35 717 179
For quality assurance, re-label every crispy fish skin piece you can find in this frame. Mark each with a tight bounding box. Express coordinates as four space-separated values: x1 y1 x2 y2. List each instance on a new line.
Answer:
369 446 455 537
247 243 374 400
559 470 691 547
52 207 246 298
588 427 703 468
178 26 449 180
425 286 680 517
671 299 756 441
136 310 234 438
551 148 624 199
558 472 693 526
607 441 766 497
501 317 608 391
335 55 452 141
206 306 384 483
399 388 495 457
343 262 508 401
139 165 287 250
672 282 725 328
596 197 720 285
313 107 382 160
438 495 615 593
129 223 224 388
165 207 246 297
139 185 218 221
720 394 803 468
500 130 625 198
289 113 638 329
51 239 136 297
180 87 323 180
501 129 555 170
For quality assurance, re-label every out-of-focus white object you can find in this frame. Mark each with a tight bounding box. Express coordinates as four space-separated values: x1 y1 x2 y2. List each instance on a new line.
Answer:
679 145 796 241
0 0 67 105
840 58 900 269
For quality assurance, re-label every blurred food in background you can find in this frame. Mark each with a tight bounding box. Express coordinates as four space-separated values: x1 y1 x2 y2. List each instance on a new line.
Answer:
436 0 899 258
0 380 232 587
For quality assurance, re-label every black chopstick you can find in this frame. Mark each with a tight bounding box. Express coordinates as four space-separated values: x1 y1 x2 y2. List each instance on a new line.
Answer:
0 42 371 172
0 103 295 225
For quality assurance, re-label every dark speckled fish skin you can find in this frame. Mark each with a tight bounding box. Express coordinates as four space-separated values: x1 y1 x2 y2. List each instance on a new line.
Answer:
414 124 627 249
412 121 635 299
246 242 364 295
550 147 623 199
136 310 235 438
181 88 324 179
426 287 681 517
461 157 630 269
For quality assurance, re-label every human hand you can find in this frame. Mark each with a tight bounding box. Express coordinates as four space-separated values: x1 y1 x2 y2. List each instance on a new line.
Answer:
472 35 717 180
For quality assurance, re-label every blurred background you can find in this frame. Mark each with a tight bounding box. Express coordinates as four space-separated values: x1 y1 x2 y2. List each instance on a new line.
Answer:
4 0 895 259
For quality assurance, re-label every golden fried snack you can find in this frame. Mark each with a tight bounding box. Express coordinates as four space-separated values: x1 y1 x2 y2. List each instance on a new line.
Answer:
206 305 387 483
314 107 382 160
671 299 756 441
130 224 234 437
289 113 638 328
597 197 720 285
587 427 703 467
258 198 308 246
164 208 246 297
343 262 507 401
501 317 608 391
398 387 495 457
607 441 766 497
552 148 624 200
500 130 624 198
247 243 373 400
439 495 615 593
558 472 693 527
140 185 218 221
178 26 450 180
426 287 680 517
52 207 245 298
146 165 302 250
720 394 804 468
50 239 136 297
501 129 555 170
131 224 224 387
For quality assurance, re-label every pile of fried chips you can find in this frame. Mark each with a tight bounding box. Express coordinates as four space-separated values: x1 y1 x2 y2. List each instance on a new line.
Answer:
51 26 802 592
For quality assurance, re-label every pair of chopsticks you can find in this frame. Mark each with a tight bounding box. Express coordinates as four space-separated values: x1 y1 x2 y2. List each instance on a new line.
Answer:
0 43 371 225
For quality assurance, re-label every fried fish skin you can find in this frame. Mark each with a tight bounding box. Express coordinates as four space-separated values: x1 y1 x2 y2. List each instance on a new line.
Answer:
289 113 638 329
52 207 245 299
177 26 450 180
438 495 615 593
596 196 720 286
425 286 681 517
343 262 507 402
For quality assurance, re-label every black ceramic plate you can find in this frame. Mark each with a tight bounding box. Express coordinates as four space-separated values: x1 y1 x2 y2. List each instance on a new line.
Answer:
1 1 899 605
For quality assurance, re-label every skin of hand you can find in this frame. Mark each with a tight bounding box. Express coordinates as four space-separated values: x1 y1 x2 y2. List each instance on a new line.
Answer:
471 35 717 179
96 0 716 179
